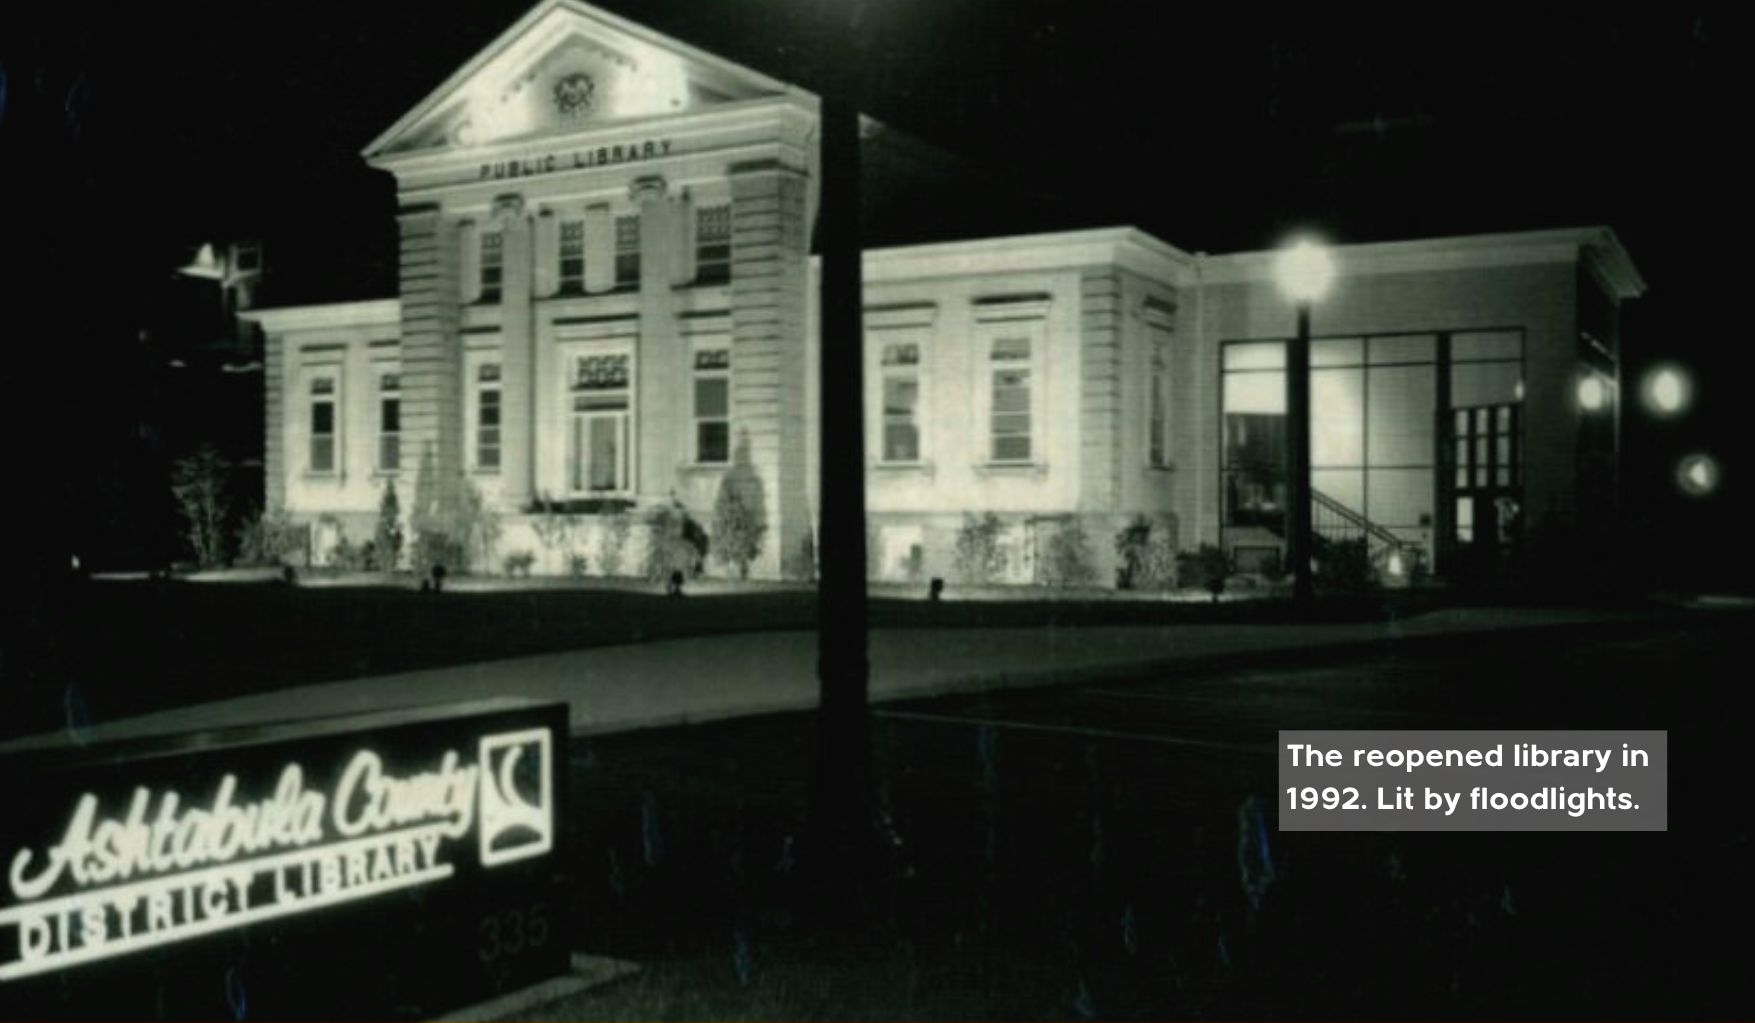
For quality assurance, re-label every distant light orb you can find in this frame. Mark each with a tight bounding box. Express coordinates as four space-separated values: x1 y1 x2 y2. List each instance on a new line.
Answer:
1677 453 1720 497
1576 374 1611 412
1641 365 1691 417
1274 238 1336 304
1385 551 1406 578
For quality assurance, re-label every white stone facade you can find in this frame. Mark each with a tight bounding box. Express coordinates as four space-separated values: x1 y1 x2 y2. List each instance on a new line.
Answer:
247 0 1644 585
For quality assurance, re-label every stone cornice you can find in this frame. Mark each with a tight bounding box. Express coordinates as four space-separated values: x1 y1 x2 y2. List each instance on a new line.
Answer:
1199 227 1646 299
859 228 1197 286
242 300 401 334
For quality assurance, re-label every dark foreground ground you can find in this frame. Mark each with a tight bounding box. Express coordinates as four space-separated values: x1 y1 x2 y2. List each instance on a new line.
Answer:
543 616 1749 1020
3 578 1454 739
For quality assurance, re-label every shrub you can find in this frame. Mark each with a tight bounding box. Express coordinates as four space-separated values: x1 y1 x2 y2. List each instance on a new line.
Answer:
330 536 375 572
530 494 577 571
599 512 632 578
645 502 709 583
568 552 591 578
503 550 536 578
170 445 232 568
412 531 464 582
785 527 817 582
1314 536 1376 593
1114 516 1153 590
900 545 926 583
1177 543 1235 602
1041 518 1098 588
372 481 404 571
712 475 767 580
953 513 1007 585
238 508 306 567
460 483 501 573
1115 515 1178 590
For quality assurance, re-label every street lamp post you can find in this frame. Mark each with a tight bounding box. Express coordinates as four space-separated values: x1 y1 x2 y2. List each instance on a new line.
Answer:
1273 238 1335 607
807 0 896 868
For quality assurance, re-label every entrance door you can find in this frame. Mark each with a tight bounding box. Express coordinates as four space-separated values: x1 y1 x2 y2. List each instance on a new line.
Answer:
1448 403 1521 577
570 398 629 495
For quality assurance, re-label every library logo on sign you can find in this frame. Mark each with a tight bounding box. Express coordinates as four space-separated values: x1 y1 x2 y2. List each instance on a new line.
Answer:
477 728 554 866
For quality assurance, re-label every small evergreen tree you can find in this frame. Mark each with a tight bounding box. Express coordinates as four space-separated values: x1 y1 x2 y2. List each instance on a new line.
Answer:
712 477 766 579
372 481 404 570
170 445 231 567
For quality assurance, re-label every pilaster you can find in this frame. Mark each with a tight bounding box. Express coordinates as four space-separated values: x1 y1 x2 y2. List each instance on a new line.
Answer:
398 205 465 533
634 175 683 502
496 193 535 510
728 160 812 578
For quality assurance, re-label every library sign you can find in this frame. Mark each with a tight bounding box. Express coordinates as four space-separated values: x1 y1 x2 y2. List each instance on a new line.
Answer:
0 700 569 1020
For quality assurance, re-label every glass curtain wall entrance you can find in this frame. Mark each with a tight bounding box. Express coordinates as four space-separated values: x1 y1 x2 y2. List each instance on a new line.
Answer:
1220 329 1525 583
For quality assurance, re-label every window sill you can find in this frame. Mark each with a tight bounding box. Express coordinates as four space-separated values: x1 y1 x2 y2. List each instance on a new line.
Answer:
1145 462 1177 473
472 468 501 477
373 468 402 479
974 462 1049 479
303 472 342 483
678 461 730 474
872 460 935 478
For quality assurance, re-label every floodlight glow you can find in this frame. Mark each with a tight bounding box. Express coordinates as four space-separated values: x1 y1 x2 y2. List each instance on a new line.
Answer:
1677 453 1719 497
1274 238 1336 304
1641 365 1691 416
1576 374 1610 412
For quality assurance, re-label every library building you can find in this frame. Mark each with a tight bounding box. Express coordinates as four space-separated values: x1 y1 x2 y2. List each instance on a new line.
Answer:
246 0 1644 586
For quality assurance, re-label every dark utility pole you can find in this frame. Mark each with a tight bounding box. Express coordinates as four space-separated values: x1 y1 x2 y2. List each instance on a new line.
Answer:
808 0 893 863
1287 304 1314 605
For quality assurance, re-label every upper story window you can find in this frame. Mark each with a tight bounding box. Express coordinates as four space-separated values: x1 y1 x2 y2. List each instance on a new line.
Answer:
480 230 504 302
377 372 401 473
879 341 921 463
988 336 1033 463
693 347 731 464
614 215 640 290
695 205 731 285
559 219 585 292
475 362 501 471
309 375 338 474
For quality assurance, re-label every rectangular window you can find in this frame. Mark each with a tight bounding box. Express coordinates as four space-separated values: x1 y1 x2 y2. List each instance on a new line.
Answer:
989 336 1032 463
476 363 501 471
309 376 337 474
571 353 632 494
879 340 921 462
1148 343 1170 467
695 205 731 285
614 215 640 289
693 348 730 464
559 220 585 292
480 231 504 302
377 372 400 472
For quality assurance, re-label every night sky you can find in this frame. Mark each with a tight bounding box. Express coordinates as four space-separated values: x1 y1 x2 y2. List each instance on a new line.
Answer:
5 0 1749 584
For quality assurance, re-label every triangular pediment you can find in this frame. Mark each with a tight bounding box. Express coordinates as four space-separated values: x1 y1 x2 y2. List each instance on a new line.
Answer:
366 0 798 160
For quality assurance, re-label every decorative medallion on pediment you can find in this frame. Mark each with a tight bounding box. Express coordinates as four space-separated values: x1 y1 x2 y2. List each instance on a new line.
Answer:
552 71 598 118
